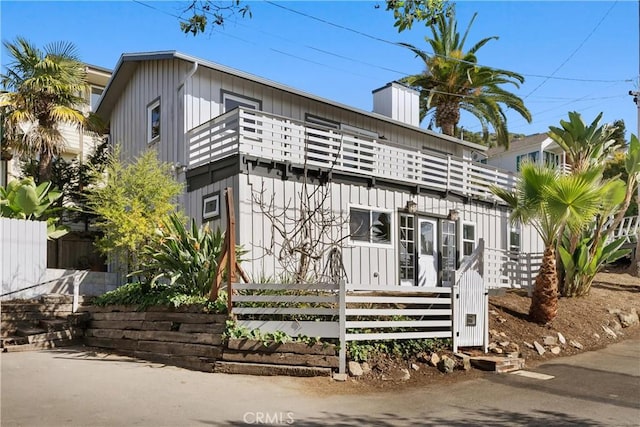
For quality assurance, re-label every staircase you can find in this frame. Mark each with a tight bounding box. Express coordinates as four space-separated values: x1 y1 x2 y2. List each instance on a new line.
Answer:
1 295 89 352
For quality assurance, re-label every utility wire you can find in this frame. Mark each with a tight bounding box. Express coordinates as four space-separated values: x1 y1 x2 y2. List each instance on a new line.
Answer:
523 1 619 98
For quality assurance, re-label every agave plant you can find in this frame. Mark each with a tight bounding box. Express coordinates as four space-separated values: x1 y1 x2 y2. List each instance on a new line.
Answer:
134 213 234 297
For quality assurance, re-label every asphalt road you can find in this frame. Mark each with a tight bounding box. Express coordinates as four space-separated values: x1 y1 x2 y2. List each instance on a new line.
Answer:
2 339 639 426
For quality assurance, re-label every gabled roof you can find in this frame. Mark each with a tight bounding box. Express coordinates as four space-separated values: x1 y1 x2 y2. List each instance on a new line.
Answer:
486 133 550 157
96 51 487 152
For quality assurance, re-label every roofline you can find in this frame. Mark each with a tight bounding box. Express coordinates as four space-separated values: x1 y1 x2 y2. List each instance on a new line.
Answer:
85 63 113 75
96 51 487 152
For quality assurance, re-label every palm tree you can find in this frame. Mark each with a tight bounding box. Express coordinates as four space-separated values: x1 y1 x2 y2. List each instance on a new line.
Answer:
548 111 620 174
0 37 98 181
492 163 602 323
400 11 531 147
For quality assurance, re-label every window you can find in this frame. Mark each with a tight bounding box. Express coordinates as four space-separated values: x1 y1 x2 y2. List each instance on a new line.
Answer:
222 91 261 132
462 223 476 258
349 207 392 245
543 151 559 167
90 86 103 111
516 152 539 171
509 222 521 253
203 192 220 220
147 98 160 143
399 214 415 283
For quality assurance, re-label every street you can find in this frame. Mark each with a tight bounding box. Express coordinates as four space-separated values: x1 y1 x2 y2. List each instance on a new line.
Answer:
2 339 639 426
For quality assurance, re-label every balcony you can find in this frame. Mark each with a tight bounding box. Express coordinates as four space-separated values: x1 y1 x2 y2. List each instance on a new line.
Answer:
187 108 517 202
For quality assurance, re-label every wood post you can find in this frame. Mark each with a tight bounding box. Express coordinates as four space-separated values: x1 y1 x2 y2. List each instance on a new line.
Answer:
208 188 249 310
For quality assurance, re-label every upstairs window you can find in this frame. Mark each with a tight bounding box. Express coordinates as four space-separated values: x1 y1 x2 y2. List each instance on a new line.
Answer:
462 223 476 258
147 98 160 143
516 152 539 171
509 222 521 253
90 86 103 111
349 207 392 245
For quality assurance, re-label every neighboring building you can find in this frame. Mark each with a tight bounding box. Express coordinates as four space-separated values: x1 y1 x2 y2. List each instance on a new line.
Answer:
96 51 544 288
486 133 567 174
0 64 112 187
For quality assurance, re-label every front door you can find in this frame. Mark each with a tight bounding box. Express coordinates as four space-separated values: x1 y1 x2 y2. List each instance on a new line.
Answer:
417 218 438 287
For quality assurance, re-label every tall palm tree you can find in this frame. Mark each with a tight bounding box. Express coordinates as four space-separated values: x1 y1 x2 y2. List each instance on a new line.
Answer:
0 37 97 181
492 163 603 323
401 11 531 147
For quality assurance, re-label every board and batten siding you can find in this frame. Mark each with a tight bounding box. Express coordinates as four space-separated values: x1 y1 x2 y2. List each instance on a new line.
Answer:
196 173 534 286
184 65 465 158
1 218 47 296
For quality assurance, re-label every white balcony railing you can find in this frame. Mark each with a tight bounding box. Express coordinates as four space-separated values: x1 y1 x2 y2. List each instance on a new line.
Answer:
187 108 518 201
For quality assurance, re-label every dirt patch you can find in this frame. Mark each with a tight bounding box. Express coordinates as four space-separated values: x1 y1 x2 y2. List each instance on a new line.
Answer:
299 270 640 395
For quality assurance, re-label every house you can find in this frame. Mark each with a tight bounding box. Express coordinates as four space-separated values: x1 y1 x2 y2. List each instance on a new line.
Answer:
95 51 545 288
0 64 112 187
486 133 568 174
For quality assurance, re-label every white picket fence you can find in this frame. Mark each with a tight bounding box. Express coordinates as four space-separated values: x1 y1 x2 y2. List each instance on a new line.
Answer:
232 241 487 374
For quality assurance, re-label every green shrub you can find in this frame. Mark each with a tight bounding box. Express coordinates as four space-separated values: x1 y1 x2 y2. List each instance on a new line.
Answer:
93 282 226 312
132 213 227 297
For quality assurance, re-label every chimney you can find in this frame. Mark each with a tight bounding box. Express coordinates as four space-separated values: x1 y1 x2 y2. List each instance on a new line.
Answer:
372 82 420 127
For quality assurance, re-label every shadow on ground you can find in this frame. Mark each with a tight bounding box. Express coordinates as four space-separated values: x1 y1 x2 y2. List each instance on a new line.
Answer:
205 408 603 426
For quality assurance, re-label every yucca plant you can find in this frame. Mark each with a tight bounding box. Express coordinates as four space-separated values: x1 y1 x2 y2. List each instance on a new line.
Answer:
133 213 225 297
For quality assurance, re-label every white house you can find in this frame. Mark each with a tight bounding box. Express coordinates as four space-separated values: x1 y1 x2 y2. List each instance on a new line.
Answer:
486 133 567 174
95 51 544 288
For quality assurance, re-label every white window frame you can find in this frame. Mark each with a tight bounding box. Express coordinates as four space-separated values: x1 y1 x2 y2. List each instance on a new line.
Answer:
348 205 394 248
461 222 476 260
508 222 522 253
147 98 161 144
202 192 220 220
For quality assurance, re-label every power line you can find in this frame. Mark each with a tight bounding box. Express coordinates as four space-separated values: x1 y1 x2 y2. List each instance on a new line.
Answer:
523 1 619 99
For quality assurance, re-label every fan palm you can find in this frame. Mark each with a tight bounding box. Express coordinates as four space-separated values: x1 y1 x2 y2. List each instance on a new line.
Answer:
492 162 603 323
401 11 531 147
0 37 100 181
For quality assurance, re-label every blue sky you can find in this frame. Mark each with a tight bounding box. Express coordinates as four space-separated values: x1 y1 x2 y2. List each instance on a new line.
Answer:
1 1 638 139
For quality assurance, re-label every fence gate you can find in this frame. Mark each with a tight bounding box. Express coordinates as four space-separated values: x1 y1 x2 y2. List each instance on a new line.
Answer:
453 239 488 353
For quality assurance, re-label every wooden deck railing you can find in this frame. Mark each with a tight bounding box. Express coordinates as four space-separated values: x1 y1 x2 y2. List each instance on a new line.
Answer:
187 108 518 201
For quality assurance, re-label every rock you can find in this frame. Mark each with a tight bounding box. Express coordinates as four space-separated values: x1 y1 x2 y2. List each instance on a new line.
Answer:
543 336 557 346
489 329 499 337
437 356 456 374
416 352 429 363
499 332 508 338
610 320 623 331
550 346 561 355
361 362 371 374
533 341 546 355
602 325 617 339
411 363 420 371
523 341 534 349
557 332 566 345
348 361 363 377
498 341 510 347
570 340 583 349
332 373 348 382
488 342 497 350
489 310 499 316
608 308 622 315
618 309 640 328
490 347 504 354
509 343 520 353
496 317 507 324
594 333 600 339
454 353 471 371
428 353 441 367
399 368 411 381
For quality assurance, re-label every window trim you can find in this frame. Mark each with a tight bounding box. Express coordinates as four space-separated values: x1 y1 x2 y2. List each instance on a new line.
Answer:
147 97 161 144
348 205 394 248
221 90 262 112
202 191 221 221
461 222 476 259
